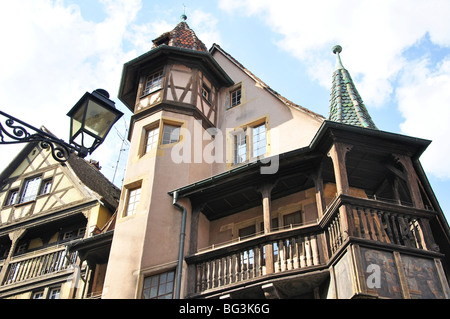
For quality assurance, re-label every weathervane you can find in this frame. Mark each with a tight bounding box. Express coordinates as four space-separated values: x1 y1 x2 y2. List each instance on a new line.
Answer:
181 3 187 21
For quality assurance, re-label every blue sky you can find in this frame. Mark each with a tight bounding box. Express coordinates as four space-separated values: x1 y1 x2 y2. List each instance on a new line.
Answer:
0 0 449 220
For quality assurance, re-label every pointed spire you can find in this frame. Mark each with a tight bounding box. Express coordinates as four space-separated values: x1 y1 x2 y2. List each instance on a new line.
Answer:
328 45 378 130
151 13 207 52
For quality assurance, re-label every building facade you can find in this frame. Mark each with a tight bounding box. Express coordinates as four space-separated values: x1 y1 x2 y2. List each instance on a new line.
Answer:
96 18 450 299
2 18 445 299
0 131 120 299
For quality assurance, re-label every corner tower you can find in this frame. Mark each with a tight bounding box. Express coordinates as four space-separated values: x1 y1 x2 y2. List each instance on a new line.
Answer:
118 16 233 131
103 17 233 299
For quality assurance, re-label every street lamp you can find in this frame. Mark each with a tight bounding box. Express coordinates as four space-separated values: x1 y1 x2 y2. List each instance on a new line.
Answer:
0 89 123 162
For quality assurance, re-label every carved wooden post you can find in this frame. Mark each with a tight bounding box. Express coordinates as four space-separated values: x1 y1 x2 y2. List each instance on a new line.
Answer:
0 229 26 285
258 183 275 274
309 162 327 219
328 142 355 240
393 154 424 209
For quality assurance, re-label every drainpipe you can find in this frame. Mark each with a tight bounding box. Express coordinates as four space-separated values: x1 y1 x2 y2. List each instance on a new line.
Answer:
173 191 187 299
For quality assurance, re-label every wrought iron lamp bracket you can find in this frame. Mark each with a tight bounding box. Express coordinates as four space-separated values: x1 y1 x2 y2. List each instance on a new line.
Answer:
0 110 85 162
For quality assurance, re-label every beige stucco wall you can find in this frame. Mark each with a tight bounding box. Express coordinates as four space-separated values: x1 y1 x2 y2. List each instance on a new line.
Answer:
211 49 323 176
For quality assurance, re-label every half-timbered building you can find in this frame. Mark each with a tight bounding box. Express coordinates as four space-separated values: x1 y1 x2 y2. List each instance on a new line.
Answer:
95 18 450 299
0 129 120 299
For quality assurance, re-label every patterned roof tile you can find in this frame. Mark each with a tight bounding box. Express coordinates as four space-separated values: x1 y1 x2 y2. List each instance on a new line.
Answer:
152 19 207 52
328 45 377 129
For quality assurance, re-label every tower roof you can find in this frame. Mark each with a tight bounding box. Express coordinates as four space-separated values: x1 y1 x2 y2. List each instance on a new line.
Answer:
151 16 208 52
328 45 377 129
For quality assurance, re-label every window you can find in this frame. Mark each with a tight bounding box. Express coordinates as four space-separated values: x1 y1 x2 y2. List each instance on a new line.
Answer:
125 187 141 216
283 211 302 228
16 242 28 254
145 126 160 153
48 287 60 299
201 84 211 103
238 225 256 239
62 231 73 241
143 70 163 95
19 176 42 203
39 179 52 195
142 271 175 299
6 189 18 206
162 124 180 145
77 227 86 237
32 291 44 299
252 124 266 158
234 131 247 164
232 121 267 165
230 88 241 108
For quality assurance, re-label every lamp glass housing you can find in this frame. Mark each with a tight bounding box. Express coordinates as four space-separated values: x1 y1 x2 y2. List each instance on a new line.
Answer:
67 89 123 156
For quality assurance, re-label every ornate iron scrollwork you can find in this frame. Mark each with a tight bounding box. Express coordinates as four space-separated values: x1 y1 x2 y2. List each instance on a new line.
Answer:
0 110 76 162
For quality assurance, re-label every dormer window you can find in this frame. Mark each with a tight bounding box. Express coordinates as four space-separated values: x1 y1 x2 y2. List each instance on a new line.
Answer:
142 70 163 96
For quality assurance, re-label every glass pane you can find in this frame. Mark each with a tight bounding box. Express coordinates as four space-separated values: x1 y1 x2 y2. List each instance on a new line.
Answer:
20 177 41 203
149 286 158 298
143 71 163 95
167 271 174 282
145 127 159 152
84 100 117 138
252 124 266 158
70 102 86 138
159 283 166 295
234 132 246 164
143 277 152 289
162 125 180 145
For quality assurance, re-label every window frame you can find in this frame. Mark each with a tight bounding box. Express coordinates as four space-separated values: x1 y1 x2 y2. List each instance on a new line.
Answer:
251 123 267 159
124 186 141 217
6 189 19 206
39 178 52 195
142 70 164 96
19 176 42 204
230 87 242 108
144 125 160 154
142 270 175 299
231 120 268 165
161 124 181 145
201 83 212 103
48 287 61 299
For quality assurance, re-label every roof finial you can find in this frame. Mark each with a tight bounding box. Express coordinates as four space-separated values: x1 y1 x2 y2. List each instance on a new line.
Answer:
181 4 187 21
332 44 345 70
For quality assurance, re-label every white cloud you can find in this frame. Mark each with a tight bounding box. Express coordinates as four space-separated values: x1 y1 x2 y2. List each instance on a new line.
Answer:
396 57 450 179
219 0 450 183
0 0 142 186
218 0 450 107
189 9 222 49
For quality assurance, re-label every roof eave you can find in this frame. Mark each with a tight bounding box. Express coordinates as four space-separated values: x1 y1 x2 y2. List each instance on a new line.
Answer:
169 120 431 198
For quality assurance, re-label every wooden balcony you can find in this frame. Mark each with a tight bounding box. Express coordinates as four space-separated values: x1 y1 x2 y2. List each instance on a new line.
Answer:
322 194 439 255
1 246 78 286
186 194 439 297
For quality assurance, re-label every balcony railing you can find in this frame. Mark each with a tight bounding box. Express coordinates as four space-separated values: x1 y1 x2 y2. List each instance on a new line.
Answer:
2 247 78 286
187 195 438 295
188 225 325 294
322 195 439 254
